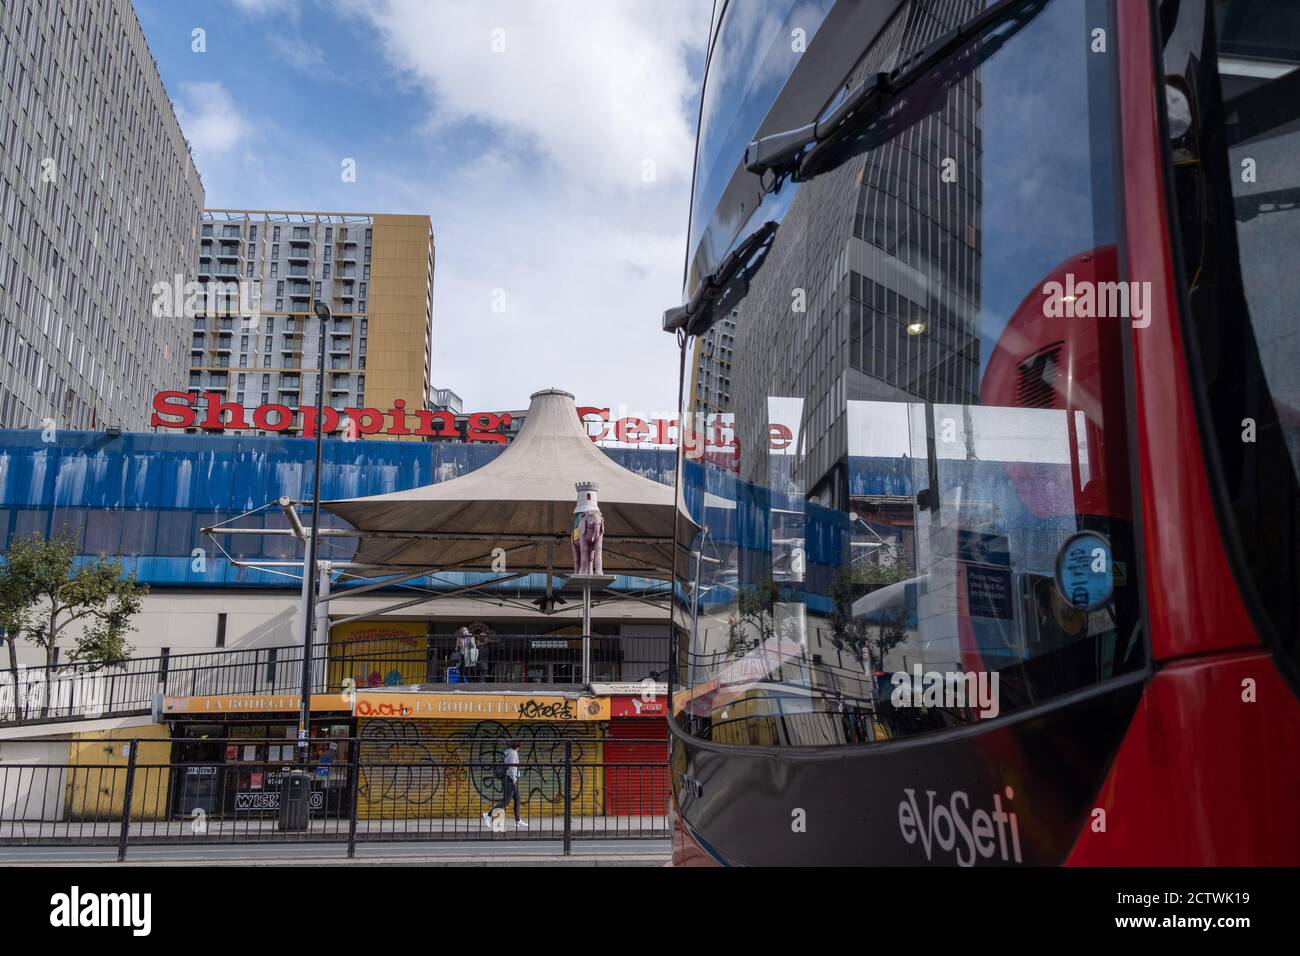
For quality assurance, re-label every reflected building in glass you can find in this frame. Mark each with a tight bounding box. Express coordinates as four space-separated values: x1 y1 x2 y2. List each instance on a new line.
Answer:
692 1 985 515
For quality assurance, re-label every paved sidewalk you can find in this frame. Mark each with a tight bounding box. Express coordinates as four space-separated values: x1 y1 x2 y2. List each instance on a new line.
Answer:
0 838 670 866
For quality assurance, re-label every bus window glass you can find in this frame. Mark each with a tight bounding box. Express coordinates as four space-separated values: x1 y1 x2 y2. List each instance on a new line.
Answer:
673 0 1145 746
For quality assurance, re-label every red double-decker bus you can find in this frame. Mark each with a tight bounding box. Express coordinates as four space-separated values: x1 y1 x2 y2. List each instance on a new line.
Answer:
663 0 1299 865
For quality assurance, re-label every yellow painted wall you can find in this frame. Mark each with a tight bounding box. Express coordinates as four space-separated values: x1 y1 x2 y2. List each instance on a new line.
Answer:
329 619 428 689
356 717 603 819
64 725 172 822
365 213 433 439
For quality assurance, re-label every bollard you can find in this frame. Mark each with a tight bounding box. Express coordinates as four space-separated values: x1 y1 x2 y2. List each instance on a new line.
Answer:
563 740 573 856
346 739 362 858
117 742 139 862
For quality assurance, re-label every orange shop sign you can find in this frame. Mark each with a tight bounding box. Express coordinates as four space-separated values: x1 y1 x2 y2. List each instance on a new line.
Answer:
353 691 609 721
162 693 352 714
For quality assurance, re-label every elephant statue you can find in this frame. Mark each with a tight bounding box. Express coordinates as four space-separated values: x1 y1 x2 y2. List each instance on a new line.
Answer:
571 481 605 574
571 509 605 574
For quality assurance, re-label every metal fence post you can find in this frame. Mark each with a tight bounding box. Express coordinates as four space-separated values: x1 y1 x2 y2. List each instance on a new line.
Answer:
346 737 362 859
563 739 573 856
117 741 139 862
158 648 170 695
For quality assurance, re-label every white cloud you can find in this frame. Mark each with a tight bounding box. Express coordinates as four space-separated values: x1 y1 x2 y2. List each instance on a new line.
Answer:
175 82 251 163
352 0 705 193
269 34 327 71
228 0 302 17
343 0 712 413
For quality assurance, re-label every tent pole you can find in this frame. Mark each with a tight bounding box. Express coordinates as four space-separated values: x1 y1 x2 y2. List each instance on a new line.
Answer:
581 582 592 685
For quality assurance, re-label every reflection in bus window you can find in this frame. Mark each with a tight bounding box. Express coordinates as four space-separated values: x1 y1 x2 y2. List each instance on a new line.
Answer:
672 0 1145 746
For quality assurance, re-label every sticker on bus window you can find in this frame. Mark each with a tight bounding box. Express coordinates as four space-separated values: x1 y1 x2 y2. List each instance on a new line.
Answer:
1054 531 1114 611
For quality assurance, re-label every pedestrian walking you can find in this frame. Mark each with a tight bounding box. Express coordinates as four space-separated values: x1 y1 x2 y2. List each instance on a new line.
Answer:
482 739 527 829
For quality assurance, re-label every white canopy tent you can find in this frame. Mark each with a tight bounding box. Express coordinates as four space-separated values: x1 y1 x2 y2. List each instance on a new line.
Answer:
322 388 694 580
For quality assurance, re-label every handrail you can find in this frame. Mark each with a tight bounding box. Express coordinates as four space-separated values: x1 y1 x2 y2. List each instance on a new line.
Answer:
0 634 670 726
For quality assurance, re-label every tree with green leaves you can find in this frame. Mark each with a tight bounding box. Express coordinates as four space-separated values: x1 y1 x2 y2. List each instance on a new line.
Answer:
829 559 915 675
725 575 805 660
0 531 147 718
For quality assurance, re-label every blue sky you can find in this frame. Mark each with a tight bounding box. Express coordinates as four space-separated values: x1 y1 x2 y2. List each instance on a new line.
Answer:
134 0 712 415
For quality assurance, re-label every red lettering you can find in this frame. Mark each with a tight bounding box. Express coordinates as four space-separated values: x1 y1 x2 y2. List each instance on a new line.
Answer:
768 423 793 450
577 406 609 442
466 412 508 444
649 418 676 445
150 391 196 429
413 409 458 438
253 404 292 432
388 399 411 436
681 422 705 460
344 407 385 435
710 414 727 448
200 391 249 430
614 417 648 443
300 406 341 438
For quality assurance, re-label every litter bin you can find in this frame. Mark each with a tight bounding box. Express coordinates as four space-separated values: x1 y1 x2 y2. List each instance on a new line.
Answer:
278 770 310 831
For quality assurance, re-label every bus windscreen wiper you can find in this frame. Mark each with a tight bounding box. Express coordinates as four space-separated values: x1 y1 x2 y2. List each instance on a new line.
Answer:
746 0 1048 186
663 220 778 335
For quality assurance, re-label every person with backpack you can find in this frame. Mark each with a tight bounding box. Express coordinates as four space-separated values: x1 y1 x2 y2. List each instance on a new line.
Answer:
482 739 527 829
455 626 479 674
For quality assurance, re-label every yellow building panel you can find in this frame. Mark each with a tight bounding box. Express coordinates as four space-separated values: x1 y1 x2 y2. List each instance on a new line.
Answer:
328 619 428 689
365 213 434 440
64 725 173 822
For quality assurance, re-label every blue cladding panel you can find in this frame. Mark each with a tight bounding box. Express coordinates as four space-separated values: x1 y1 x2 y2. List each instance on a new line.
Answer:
0 431 676 590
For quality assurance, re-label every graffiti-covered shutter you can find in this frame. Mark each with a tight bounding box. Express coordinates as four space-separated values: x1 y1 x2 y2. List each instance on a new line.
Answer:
355 717 603 819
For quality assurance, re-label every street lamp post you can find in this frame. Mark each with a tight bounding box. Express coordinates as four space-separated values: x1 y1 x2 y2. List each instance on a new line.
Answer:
298 300 331 759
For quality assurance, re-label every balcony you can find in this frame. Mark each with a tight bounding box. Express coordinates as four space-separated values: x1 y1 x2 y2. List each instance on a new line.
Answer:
332 634 668 689
287 250 311 264
216 244 241 261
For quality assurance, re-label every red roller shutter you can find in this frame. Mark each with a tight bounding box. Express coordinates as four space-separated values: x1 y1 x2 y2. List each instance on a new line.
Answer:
604 718 669 816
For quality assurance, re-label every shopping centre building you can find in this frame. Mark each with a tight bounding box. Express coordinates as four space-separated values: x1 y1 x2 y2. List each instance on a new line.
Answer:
0 403 676 823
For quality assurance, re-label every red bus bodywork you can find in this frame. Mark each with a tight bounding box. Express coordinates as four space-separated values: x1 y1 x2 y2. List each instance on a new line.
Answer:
671 0 1300 866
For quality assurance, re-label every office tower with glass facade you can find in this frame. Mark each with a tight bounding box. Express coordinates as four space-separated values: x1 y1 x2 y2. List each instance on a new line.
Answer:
0 0 204 431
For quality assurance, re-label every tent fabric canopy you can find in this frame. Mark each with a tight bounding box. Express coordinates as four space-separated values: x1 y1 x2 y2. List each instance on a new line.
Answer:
323 389 691 578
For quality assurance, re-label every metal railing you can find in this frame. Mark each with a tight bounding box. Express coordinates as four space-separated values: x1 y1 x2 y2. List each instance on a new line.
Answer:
0 736 670 858
0 635 670 726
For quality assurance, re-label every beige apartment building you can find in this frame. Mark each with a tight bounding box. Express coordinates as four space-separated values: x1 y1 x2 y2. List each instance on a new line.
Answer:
186 210 435 439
